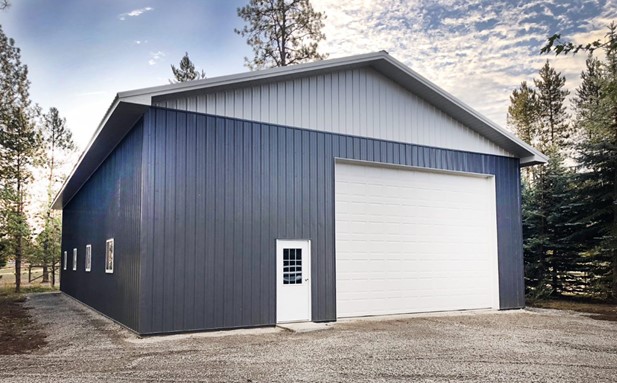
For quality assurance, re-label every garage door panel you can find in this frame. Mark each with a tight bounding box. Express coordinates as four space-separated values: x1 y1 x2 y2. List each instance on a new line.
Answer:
337 240 489 256
337 273 491 289
336 245 492 261
335 162 499 318
339 285 491 301
339 293 493 317
337 260 492 275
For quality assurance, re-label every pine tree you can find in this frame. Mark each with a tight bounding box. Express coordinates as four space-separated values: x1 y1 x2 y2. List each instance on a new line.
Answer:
570 26 617 299
0 25 41 292
35 107 74 284
510 61 575 298
508 81 538 145
534 61 571 151
574 55 603 134
170 52 206 83
235 0 327 69
539 22 617 300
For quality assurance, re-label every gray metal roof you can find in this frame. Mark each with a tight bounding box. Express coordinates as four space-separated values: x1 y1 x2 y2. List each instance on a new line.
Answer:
52 51 546 209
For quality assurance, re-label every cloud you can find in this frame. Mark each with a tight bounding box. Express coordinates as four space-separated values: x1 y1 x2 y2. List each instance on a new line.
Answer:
134 40 149 45
119 6 153 21
311 0 617 130
148 51 166 66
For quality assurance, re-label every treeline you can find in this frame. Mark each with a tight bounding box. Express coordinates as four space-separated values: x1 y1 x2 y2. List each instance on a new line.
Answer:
509 25 617 301
0 24 75 291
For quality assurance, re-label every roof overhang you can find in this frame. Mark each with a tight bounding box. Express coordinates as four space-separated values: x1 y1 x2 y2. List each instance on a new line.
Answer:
53 51 546 210
51 101 149 209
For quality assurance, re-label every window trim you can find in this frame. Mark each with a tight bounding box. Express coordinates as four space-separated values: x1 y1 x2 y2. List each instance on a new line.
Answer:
63 251 67 271
85 244 92 272
72 248 77 271
105 238 114 274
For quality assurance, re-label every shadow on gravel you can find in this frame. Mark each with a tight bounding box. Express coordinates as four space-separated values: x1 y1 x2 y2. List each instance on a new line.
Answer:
530 299 617 322
0 291 47 355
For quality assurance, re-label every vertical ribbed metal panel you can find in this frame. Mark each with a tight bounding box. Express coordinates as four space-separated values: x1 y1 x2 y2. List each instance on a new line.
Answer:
60 120 143 332
153 67 511 157
138 107 524 334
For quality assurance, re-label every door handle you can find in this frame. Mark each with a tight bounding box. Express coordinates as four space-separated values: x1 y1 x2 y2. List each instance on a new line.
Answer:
305 279 309 282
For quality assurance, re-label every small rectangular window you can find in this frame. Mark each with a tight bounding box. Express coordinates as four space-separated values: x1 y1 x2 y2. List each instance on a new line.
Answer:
63 251 67 271
105 238 114 274
72 248 77 271
283 248 302 284
85 244 92 272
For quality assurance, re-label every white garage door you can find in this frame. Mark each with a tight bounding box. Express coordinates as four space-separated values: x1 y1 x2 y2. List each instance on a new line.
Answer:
335 161 499 318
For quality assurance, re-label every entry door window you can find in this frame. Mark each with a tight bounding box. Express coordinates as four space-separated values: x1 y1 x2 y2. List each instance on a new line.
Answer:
283 248 302 284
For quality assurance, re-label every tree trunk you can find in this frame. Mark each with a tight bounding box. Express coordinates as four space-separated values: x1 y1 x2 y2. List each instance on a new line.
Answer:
551 255 559 296
15 236 21 293
15 165 22 293
612 115 617 301
612 164 617 300
42 264 49 283
51 261 55 287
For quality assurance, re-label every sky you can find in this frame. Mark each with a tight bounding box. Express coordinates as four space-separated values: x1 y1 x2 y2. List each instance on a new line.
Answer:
0 0 615 151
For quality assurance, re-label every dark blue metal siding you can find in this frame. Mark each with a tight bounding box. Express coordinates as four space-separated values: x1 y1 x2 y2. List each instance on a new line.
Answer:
60 120 143 332
139 107 524 334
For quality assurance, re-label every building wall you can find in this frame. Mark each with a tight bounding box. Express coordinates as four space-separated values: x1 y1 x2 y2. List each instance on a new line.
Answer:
61 120 144 332
153 67 512 158
138 107 523 334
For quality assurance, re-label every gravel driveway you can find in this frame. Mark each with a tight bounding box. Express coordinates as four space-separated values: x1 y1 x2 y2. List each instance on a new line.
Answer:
0 293 615 382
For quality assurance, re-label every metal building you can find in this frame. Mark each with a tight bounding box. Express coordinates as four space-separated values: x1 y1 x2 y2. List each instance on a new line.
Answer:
53 52 546 335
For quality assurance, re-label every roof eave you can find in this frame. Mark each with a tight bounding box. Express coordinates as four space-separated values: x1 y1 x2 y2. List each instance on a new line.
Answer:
51 100 149 209
520 154 548 167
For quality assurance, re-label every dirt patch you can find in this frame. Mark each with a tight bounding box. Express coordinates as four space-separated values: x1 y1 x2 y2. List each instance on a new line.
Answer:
530 299 617 322
0 292 47 354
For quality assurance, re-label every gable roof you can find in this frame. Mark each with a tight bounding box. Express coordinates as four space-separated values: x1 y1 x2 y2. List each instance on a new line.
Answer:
52 51 546 209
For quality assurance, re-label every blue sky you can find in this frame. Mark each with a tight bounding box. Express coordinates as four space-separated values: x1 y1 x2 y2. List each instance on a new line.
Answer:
0 0 615 149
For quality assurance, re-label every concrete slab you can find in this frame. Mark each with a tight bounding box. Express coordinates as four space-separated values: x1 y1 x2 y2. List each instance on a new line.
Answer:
126 327 283 344
277 321 334 333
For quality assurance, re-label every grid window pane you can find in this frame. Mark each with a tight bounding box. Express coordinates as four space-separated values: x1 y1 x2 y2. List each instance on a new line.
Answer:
283 248 302 284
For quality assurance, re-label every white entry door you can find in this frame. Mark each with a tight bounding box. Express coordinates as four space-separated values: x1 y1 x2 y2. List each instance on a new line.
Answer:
276 240 312 323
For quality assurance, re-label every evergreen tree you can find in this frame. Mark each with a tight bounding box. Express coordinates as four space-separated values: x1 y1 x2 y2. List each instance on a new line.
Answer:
0 25 41 292
522 150 579 298
570 26 617 299
235 0 327 69
574 55 603 133
508 81 538 146
170 52 206 83
534 61 571 151
510 61 575 297
543 23 617 299
34 107 74 284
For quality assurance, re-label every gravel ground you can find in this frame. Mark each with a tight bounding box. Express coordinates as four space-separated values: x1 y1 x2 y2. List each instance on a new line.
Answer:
0 293 615 382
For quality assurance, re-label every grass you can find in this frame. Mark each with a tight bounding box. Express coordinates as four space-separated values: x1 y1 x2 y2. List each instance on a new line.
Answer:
0 285 58 295
0 263 60 291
